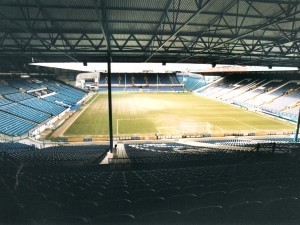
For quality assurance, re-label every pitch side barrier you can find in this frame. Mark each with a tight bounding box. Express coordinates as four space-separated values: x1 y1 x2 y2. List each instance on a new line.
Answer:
56 131 294 142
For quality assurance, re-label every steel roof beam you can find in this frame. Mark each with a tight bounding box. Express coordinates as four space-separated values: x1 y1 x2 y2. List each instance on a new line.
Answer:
0 14 78 62
144 0 173 56
93 0 108 51
182 0 238 57
145 0 211 62
2 1 299 10
178 4 300 63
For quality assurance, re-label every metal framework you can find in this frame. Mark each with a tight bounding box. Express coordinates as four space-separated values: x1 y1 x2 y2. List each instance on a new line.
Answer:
0 0 300 73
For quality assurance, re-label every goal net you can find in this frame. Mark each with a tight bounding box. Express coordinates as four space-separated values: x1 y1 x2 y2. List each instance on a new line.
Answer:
180 122 212 135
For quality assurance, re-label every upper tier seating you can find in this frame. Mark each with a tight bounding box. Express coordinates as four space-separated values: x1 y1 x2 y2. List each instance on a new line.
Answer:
0 103 51 124
0 84 19 95
0 111 36 136
5 79 33 90
0 78 86 137
14 78 43 89
246 82 299 106
4 92 33 102
196 73 300 119
0 98 12 106
262 88 300 112
20 98 66 116
232 81 283 102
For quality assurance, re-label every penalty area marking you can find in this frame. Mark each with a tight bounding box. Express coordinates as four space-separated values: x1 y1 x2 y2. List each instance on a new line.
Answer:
228 117 260 131
156 126 179 134
116 117 171 135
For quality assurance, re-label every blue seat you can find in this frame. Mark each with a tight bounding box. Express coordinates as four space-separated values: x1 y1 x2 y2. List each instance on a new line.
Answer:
185 206 225 224
138 210 182 224
227 201 264 224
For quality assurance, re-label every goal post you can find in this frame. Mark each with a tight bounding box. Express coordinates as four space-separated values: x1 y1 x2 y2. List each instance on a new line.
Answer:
180 122 212 135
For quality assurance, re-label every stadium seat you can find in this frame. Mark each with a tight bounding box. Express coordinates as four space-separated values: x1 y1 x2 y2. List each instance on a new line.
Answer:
44 216 88 225
0 203 25 222
207 183 228 192
98 199 132 215
138 210 182 225
181 185 205 196
227 201 264 224
256 186 283 202
167 194 198 212
262 197 299 223
229 181 252 191
63 201 98 219
184 206 226 224
24 201 62 222
74 191 103 203
198 191 229 208
91 214 135 225
229 188 258 205
133 197 166 215
130 188 157 201
49 192 75 204
103 190 130 200
157 187 181 199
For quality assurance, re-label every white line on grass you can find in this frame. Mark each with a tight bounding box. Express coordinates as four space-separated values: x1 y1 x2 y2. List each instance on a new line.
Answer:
117 117 174 135
229 117 260 130
62 94 98 136
156 126 178 134
214 125 226 132
246 110 295 128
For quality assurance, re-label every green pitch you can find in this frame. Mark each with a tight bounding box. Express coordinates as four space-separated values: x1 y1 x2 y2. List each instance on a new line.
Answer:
63 92 295 137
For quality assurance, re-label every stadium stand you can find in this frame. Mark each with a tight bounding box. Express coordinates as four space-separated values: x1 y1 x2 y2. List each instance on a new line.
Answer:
97 73 183 93
0 84 20 95
0 98 12 106
146 74 158 85
158 87 174 92
20 98 66 116
1 141 300 224
1 145 108 167
0 78 87 139
132 74 146 85
196 73 300 121
245 82 299 106
173 86 184 92
0 111 36 136
4 92 34 102
6 79 32 90
0 103 51 124
177 75 206 92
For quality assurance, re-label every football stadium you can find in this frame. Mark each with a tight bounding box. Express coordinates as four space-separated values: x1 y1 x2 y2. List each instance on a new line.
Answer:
1 1 300 224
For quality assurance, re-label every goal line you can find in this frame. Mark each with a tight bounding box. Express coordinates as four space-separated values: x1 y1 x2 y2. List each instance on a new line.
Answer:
180 122 213 135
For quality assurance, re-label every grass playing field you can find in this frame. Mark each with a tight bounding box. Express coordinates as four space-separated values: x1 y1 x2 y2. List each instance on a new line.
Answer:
63 92 295 137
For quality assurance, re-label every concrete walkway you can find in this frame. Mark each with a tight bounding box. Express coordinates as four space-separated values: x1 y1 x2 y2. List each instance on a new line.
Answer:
99 143 131 164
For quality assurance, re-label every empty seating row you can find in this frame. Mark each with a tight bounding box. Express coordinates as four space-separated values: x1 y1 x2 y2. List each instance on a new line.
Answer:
0 85 19 95
0 103 51 123
0 111 36 136
1 155 300 224
4 92 34 102
0 97 12 106
1 145 108 167
20 98 66 116
0 142 36 151
125 143 255 163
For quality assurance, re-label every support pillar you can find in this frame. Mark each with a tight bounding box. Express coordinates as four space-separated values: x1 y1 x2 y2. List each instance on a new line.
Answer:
107 35 113 152
294 107 300 142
